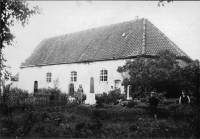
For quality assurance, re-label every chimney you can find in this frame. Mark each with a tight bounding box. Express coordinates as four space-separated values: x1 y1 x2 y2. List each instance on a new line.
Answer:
135 16 139 20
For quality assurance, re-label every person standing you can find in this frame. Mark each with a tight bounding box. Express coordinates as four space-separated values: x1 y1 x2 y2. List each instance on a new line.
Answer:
77 84 84 104
149 91 159 121
179 90 190 104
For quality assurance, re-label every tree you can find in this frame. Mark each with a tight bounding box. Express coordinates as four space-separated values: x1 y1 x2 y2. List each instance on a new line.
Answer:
0 0 41 81
180 60 200 100
117 50 185 98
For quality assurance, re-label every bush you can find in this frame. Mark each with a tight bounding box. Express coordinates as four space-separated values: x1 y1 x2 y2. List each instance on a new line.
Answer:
166 103 179 111
92 108 112 120
33 88 69 109
36 88 63 101
140 98 148 102
108 89 121 102
2 88 28 108
170 104 199 121
1 117 19 137
75 105 93 117
161 98 178 105
60 93 69 103
95 93 109 108
95 89 122 107
0 88 29 116
126 101 138 108
135 102 149 109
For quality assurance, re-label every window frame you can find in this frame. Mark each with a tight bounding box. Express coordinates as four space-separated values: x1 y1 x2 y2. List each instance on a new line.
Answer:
46 72 52 83
71 71 77 82
100 69 108 82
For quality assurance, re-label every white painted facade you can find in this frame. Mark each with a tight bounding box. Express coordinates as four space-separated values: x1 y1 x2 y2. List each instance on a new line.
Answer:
17 57 189 104
18 59 128 104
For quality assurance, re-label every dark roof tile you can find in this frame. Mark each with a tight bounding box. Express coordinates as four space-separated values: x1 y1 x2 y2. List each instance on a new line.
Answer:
21 18 191 67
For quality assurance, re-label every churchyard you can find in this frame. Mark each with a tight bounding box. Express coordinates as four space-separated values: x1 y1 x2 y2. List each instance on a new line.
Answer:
0 87 199 138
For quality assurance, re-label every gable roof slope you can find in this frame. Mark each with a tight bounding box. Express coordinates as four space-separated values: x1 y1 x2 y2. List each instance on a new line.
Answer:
21 18 191 68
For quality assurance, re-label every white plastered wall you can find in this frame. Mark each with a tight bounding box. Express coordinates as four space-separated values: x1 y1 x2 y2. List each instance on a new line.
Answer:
18 59 127 104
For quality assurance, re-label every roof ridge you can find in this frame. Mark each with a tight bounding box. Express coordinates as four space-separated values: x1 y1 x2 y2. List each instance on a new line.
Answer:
142 18 146 55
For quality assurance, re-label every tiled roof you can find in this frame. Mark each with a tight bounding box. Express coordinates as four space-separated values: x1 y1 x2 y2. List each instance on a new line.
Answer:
11 73 19 81
21 18 191 68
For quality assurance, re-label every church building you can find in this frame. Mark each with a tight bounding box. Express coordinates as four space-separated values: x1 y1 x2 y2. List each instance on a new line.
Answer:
17 18 191 104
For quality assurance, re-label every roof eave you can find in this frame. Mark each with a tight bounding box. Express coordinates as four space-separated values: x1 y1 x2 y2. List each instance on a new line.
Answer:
20 56 142 69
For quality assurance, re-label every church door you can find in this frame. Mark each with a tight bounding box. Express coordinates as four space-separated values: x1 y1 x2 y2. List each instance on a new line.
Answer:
90 77 94 93
69 83 74 96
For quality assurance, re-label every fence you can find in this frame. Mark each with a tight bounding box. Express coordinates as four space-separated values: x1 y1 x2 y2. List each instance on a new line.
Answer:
23 94 78 112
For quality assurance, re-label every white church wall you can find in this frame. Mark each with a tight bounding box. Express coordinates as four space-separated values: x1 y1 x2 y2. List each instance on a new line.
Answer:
18 59 127 104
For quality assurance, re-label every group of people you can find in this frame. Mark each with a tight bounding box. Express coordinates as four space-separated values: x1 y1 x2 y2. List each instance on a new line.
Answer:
149 90 190 121
68 84 86 104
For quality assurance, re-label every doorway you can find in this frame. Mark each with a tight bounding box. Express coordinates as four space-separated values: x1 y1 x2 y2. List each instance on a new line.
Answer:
69 83 74 96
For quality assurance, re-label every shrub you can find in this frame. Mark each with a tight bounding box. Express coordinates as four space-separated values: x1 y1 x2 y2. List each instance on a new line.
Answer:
161 98 178 105
60 93 69 104
95 90 122 107
108 89 121 102
170 104 199 121
126 101 138 108
37 88 51 95
140 98 148 102
1 88 29 116
2 88 28 108
29 123 62 138
75 105 93 117
36 88 62 101
92 108 112 120
95 93 109 108
1 117 19 137
166 103 179 111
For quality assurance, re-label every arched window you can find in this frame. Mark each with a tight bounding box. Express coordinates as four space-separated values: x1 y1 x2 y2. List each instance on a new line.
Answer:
34 81 38 93
71 71 77 82
46 72 52 83
100 69 108 81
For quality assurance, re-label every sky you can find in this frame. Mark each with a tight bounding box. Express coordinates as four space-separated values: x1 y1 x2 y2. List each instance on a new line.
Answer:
3 1 200 76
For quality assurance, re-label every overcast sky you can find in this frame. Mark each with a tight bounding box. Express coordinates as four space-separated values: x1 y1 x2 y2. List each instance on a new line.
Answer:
3 1 200 75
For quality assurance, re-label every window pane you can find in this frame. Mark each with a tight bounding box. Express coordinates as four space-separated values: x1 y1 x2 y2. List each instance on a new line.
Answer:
47 73 51 79
74 72 77 76
104 76 107 81
100 76 103 81
71 77 73 81
104 70 107 75
71 72 73 76
74 77 77 82
100 70 103 75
